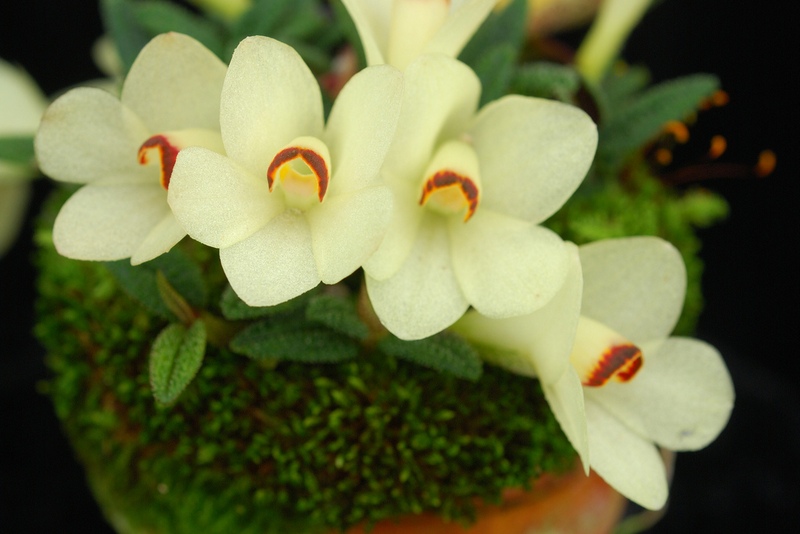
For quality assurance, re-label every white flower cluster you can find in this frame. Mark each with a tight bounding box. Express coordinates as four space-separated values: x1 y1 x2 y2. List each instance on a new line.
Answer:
33 0 733 510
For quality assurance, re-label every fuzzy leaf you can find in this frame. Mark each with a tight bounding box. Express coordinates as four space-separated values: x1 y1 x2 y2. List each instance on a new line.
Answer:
378 332 483 381
225 0 333 68
101 0 151 73
0 135 35 165
149 320 206 405
599 74 720 170
219 284 316 320
230 320 358 363
473 44 517 106
105 247 206 319
305 294 369 341
600 65 651 109
132 1 225 57
459 0 526 68
512 62 581 102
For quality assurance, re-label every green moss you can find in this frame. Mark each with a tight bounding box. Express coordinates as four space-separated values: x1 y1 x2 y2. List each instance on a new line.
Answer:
35 192 575 534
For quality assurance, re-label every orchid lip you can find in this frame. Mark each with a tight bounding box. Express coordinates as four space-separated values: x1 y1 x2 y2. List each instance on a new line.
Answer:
417 139 481 222
582 343 643 387
571 316 644 388
419 169 479 221
266 136 332 210
138 134 179 190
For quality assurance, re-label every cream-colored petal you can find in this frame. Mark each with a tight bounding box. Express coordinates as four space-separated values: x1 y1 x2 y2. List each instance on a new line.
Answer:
339 0 391 66
586 400 668 510
543 368 590 473
453 242 582 383
168 147 283 249
131 213 186 265
323 64 403 195
121 33 226 133
424 0 497 58
362 180 424 281
590 337 734 451
451 209 568 318
0 59 47 135
579 237 686 345
366 214 468 340
221 36 323 177
383 54 480 187
306 185 393 285
35 88 151 184
220 211 320 306
53 183 168 261
0 180 31 257
470 95 597 223
386 0 450 70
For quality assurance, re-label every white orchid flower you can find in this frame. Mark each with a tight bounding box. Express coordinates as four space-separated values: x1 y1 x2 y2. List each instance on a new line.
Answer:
341 0 497 69
364 54 597 340
457 237 735 510
168 36 403 307
454 241 589 471
0 59 47 256
35 33 227 265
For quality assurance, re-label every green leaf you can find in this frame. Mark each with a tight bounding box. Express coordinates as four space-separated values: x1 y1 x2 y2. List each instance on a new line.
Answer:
459 0 526 69
105 247 206 319
0 135 35 165
600 64 651 110
101 0 151 74
230 320 358 363
219 284 317 320
473 44 517 106
225 0 333 68
378 332 483 381
511 62 581 102
132 1 225 57
149 320 207 405
305 294 369 341
598 74 720 171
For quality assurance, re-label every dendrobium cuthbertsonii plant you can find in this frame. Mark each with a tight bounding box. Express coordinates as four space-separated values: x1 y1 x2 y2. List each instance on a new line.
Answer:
456 237 735 509
364 53 597 339
341 0 497 69
168 36 403 306
35 33 226 265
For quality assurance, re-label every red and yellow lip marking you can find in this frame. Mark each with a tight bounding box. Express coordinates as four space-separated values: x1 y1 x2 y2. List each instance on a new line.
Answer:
419 170 479 221
267 146 329 202
581 343 643 387
138 135 180 190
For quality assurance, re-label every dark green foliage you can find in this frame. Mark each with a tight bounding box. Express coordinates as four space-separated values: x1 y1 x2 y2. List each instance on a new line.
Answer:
597 74 720 174
101 0 152 73
511 62 581 103
0 135 35 165
472 44 517 106
460 0 527 68
150 321 207 405
305 294 370 341
225 0 337 71
131 0 226 56
459 0 527 106
220 284 316 320
105 247 207 320
378 333 483 382
230 319 359 363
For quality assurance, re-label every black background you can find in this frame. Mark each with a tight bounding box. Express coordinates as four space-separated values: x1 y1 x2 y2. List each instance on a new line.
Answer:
1 1 798 532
